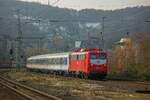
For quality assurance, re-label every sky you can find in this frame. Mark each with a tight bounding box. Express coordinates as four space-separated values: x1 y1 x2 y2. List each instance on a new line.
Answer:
19 0 150 10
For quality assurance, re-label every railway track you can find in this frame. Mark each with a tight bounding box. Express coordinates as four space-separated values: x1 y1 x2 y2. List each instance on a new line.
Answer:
0 76 61 100
35 71 150 85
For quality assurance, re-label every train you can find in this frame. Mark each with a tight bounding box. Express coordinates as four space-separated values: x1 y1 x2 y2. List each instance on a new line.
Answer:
26 48 108 79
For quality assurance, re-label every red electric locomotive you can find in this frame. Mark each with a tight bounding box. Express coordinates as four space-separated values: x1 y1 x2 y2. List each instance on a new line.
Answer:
69 48 108 79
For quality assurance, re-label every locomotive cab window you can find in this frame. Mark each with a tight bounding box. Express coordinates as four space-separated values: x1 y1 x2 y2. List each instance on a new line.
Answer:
71 55 77 60
90 54 97 59
100 53 107 59
78 54 85 60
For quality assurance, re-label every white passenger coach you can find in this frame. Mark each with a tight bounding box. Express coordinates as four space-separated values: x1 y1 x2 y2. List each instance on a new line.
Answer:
27 53 70 72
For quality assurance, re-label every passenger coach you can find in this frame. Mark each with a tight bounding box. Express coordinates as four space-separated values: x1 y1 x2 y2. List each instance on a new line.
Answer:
27 53 70 74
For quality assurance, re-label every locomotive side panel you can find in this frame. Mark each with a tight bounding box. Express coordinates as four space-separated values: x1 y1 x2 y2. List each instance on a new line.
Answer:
69 52 88 74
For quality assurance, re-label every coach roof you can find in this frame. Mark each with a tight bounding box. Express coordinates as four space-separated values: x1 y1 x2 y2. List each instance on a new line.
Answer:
28 52 70 60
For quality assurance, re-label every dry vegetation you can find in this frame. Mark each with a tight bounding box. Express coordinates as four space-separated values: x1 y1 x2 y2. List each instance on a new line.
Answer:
109 33 150 81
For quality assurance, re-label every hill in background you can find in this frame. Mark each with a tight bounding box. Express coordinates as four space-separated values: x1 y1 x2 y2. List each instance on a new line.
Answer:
0 0 150 50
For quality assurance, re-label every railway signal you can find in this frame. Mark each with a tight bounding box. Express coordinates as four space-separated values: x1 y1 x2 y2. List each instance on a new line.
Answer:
9 49 13 55
101 17 106 49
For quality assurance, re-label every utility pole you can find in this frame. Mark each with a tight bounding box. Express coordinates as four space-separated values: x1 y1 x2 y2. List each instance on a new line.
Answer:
144 19 150 33
16 9 23 68
38 37 43 54
101 17 106 49
22 37 44 54
87 32 90 48
100 32 104 49
0 35 8 62
48 0 50 6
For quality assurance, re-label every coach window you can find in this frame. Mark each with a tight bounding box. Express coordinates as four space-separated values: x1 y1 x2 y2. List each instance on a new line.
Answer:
51 59 53 64
59 58 61 64
32 60 34 64
60 58 63 64
49 59 52 64
39 59 42 64
45 59 48 64
41 59 44 64
53 59 55 64
55 58 57 64
32 59 35 64
62 58 65 65
58 58 60 64
34 60 37 64
33 60 36 64
57 58 60 64
52 59 54 64
35 59 38 64
53 58 56 64
56 58 58 64
31 60 34 64
55 58 58 64
35 60 37 64
53 59 56 64
50 59 53 64
43 59 45 64
28 60 31 64
28 60 30 64
31 60 33 64
42 59 44 64
54 59 56 64
44 59 48 64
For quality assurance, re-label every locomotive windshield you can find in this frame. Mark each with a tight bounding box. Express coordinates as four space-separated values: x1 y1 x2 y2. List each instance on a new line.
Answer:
90 53 107 59
90 53 107 64
100 53 107 59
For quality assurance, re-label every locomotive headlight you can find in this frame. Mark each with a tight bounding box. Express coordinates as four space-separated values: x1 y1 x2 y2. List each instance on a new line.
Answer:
91 64 95 67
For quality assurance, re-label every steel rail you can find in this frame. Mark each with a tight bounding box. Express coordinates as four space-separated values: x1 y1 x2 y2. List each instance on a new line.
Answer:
0 76 61 100
0 80 34 100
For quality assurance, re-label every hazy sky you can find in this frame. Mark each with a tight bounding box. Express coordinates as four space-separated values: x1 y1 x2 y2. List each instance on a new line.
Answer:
19 0 150 10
